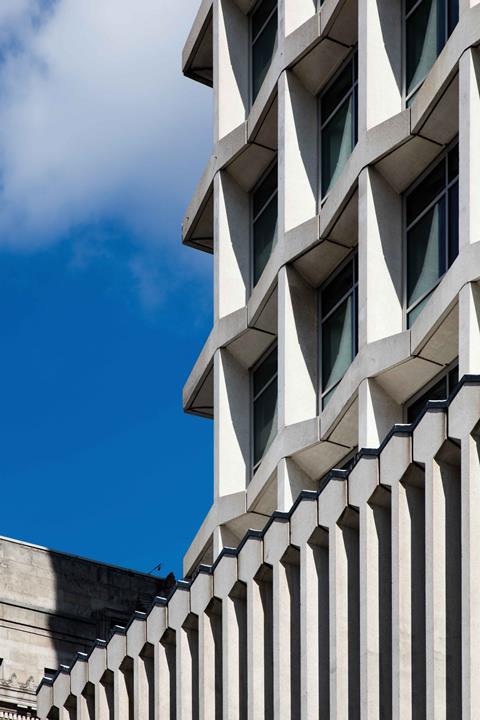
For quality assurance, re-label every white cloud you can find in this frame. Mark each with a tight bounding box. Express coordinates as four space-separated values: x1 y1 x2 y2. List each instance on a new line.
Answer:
0 0 211 255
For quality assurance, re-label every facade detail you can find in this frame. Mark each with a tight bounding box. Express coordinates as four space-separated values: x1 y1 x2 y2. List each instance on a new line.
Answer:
35 0 480 718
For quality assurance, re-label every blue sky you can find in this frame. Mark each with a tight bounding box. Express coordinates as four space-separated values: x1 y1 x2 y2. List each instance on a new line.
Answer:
0 0 213 578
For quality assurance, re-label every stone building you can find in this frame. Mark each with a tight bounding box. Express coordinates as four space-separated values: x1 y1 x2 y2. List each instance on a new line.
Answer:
0 537 172 719
36 0 480 717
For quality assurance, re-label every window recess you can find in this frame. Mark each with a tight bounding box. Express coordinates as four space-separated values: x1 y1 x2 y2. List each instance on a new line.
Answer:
251 0 278 103
405 0 459 106
252 344 278 473
319 51 358 199
319 252 358 408
252 161 278 287
405 141 458 328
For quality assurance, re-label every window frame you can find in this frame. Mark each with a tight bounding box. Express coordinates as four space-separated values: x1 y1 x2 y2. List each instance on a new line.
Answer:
318 49 358 202
249 0 278 106
403 0 458 106
405 358 459 422
250 158 278 290
318 250 359 410
251 342 278 475
402 138 458 328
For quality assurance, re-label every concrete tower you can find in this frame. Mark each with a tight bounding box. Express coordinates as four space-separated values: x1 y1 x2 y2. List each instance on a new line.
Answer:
38 0 480 717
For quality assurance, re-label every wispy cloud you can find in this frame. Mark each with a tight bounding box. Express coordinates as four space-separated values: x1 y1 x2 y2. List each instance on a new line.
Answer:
0 0 211 292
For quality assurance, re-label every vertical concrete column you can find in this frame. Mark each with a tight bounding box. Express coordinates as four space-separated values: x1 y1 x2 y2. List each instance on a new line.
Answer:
126 615 151 720
278 71 317 238
459 283 480 377
158 632 177 720
146 601 171 720
213 0 248 142
357 0 402 134
213 553 245 720
358 378 401 449
238 535 266 720
70 658 89 720
290 496 328 720
378 433 416 720
459 48 480 251
413 410 449 720
107 647 129 720
214 348 250 498
357 165 402 449
282 0 315 36
37 683 54 720
190 571 216 720
263 518 296 719
52 669 71 720
350 457 393 720
278 265 317 428
317 476 350 719
349 458 379 720
449 385 480 720
214 171 249 321
358 167 402 348
87 643 108 720
168 587 195 720
458 46 480 414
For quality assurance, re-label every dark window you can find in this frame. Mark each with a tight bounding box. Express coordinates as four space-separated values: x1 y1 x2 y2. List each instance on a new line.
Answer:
252 345 278 470
320 52 358 198
405 142 458 327
251 0 277 102
405 0 459 105
406 363 458 422
252 162 278 286
320 253 358 407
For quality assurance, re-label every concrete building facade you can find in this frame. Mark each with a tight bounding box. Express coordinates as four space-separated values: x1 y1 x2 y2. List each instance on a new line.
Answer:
37 0 480 717
0 537 172 720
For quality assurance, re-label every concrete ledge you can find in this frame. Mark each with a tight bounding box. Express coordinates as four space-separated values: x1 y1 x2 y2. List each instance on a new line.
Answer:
182 0 213 87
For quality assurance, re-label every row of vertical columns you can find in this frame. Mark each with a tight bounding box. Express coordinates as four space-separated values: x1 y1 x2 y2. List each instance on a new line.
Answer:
40 398 480 719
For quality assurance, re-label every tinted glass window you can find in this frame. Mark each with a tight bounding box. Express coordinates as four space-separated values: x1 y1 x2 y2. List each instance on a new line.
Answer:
407 200 444 307
406 0 458 101
320 254 358 402
253 346 278 468
322 295 354 392
407 157 445 225
253 163 277 218
405 143 458 326
321 94 355 197
251 0 277 101
253 164 278 286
